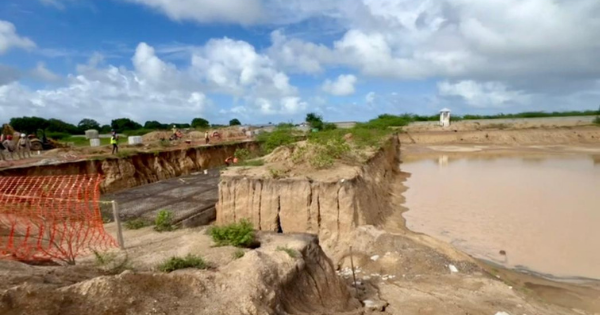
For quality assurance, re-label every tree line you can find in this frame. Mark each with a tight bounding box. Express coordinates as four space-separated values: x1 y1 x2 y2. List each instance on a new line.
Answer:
6 117 243 138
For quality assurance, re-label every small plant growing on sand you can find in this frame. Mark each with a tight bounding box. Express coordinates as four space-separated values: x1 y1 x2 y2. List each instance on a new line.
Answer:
158 254 208 272
276 246 298 258
232 249 245 259
93 250 117 266
269 168 284 179
154 210 175 232
209 219 255 248
124 218 149 230
93 250 133 274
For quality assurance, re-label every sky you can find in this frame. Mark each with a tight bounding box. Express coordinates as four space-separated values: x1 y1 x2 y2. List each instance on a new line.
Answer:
0 0 599 125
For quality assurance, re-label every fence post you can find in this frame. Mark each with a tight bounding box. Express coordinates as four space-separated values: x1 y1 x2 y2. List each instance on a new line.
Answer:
112 200 125 249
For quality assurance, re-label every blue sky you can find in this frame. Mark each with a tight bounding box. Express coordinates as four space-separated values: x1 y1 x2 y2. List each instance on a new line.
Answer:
1 0 599 125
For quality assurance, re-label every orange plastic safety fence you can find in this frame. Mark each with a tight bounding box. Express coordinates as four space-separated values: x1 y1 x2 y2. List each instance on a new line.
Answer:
0 175 117 262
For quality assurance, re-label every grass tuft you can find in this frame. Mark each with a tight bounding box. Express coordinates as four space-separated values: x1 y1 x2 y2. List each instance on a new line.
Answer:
158 254 208 272
124 218 149 230
209 219 255 248
232 249 245 259
154 210 175 232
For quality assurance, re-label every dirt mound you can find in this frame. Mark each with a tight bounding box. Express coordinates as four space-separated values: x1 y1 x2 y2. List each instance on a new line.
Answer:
142 131 170 142
0 234 360 315
262 143 299 163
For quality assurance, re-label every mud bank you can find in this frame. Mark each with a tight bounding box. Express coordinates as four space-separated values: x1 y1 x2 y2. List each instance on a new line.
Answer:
217 137 401 257
399 126 600 145
0 142 258 194
0 233 360 315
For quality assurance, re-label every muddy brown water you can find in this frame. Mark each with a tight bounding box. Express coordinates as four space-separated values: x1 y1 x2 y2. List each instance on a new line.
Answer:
402 154 600 280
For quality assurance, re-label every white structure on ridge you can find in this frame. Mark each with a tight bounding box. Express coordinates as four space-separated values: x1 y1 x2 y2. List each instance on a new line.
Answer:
439 108 451 127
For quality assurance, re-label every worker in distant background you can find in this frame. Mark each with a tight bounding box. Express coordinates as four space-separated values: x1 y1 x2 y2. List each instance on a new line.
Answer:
2 135 17 160
204 131 210 144
111 130 119 155
17 133 31 159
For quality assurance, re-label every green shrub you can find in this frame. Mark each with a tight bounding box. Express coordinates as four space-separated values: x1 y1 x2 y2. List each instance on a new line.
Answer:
356 114 411 130
233 249 245 259
154 210 175 232
158 254 208 272
124 219 149 230
234 148 251 160
257 126 296 153
276 246 298 258
322 122 338 131
209 219 255 248
47 131 72 140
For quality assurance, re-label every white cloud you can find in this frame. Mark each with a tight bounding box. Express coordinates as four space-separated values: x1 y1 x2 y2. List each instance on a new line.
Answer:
365 92 376 104
191 37 296 99
0 20 36 54
268 1 600 82
322 74 357 96
438 80 530 108
31 62 60 82
124 0 264 25
0 40 305 124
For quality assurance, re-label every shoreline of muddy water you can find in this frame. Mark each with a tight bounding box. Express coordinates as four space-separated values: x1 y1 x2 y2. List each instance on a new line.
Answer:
400 144 600 282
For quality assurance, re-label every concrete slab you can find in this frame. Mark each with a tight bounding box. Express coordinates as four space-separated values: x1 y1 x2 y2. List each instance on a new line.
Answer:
101 169 220 226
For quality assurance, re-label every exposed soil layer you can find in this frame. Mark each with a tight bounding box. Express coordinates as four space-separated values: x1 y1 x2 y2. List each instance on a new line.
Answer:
399 126 600 145
0 230 361 315
217 137 401 259
0 142 258 194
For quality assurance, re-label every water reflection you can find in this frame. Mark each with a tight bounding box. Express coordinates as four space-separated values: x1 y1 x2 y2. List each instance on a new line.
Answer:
402 155 600 280
438 155 448 168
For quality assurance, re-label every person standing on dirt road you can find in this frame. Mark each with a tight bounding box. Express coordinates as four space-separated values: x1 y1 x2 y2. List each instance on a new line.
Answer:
111 131 119 155
205 131 210 144
17 133 31 159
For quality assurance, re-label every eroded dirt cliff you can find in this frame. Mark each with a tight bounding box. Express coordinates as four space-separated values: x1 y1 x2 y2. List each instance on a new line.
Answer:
0 142 258 193
217 137 402 257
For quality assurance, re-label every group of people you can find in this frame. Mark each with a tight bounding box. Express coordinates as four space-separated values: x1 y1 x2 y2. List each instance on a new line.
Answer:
0 134 32 161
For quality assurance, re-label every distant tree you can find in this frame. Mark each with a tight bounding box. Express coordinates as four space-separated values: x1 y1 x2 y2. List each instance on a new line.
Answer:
169 123 191 129
78 118 100 132
144 120 165 129
111 118 142 132
191 118 210 129
229 118 241 126
9 117 49 134
100 125 112 134
305 113 324 130
47 119 79 134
